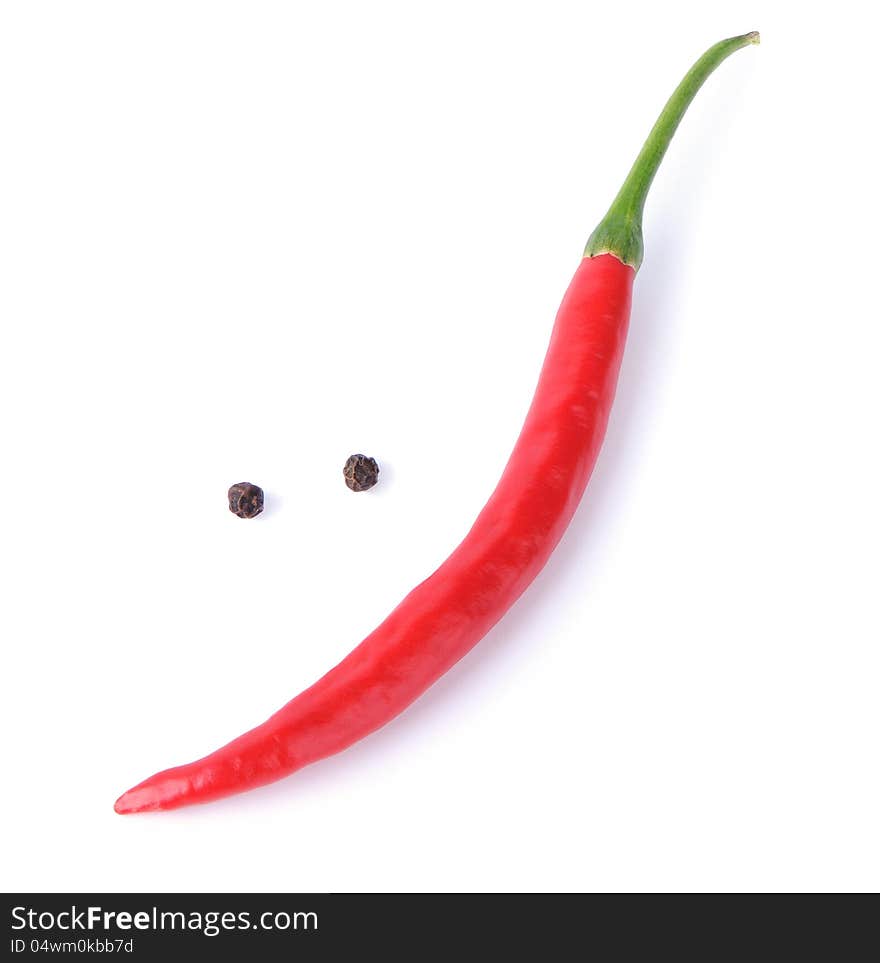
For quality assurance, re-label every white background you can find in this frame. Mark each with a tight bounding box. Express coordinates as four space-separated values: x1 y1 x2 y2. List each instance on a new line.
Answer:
2 1 878 893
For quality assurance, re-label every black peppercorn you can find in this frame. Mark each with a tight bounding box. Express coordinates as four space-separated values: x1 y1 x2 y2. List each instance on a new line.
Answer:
228 482 264 518
343 454 380 492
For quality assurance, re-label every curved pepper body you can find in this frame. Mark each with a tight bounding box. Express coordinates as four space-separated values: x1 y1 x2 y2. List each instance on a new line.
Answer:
116 31 757 813
115 253 634 812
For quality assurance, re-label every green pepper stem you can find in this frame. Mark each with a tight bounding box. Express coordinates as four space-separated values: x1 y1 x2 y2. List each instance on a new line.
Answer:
584 30 759 270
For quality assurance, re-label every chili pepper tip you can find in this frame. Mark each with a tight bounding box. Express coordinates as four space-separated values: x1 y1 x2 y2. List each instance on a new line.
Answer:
115 786 161 814
115 770 191 813
114 789 144 815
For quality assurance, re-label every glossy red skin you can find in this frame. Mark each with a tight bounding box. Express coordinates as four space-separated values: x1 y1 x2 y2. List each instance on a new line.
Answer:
115 253 635 813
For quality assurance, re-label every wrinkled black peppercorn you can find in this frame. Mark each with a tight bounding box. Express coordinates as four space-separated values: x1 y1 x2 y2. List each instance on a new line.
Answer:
228 482 264 518
343 454 380 492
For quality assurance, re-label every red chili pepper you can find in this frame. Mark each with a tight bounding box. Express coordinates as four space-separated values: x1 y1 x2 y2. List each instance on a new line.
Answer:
116 31 759 813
